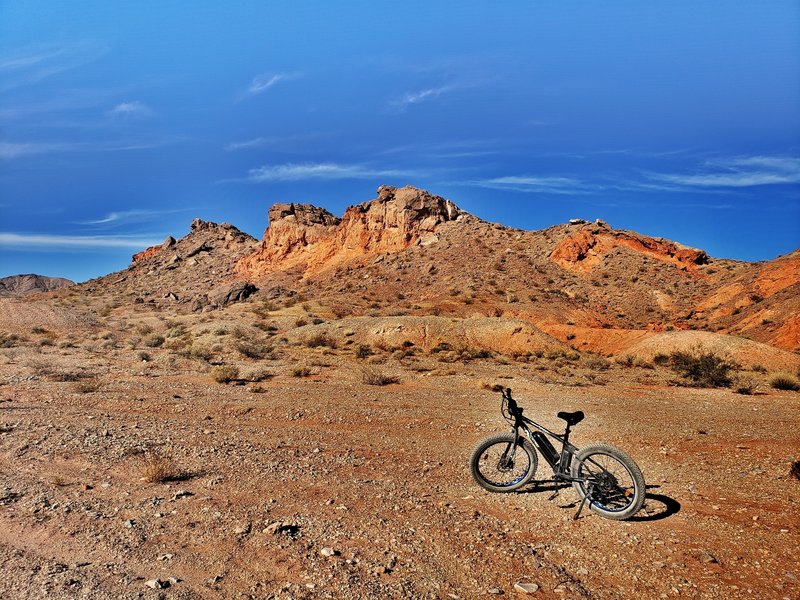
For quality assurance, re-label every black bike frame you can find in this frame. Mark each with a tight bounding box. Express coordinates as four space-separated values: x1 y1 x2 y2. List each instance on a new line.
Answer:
503 389 585 484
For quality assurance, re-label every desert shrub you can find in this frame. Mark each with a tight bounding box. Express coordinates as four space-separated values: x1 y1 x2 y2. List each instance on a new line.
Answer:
73 378 102 393
245 368 273 382
143 333 165 348
734 378 754 395
355 344 373 359
361 367 399 386
0 332 23 348
770 373 800 391
304 333 336 349
430 342 451 354
236 340 273 359
566 333 576 340
137 351 151 362
668 348 736 388
750 363 767 373
166 325 187 338
136 323 154 335
615 355 635 367
546 348 566 360
295 318 308 327
210 365 239 383
479 381 504 392
460 348 492 360
292 365 311 377
653 353 670 366
187 344 214 361
634 358 654 369
584 356 611 371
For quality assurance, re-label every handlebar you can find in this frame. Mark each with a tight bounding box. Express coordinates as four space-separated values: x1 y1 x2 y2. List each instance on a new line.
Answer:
501 387 522 420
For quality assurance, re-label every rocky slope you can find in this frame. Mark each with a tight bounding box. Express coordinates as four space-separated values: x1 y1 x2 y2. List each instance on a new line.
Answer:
0 274 73 297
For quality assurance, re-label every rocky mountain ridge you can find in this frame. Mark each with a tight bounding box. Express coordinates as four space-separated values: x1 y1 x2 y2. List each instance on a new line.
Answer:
0 274 74 297
57 185 799 355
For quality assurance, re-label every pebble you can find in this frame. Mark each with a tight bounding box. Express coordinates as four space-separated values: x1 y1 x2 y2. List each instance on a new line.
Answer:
514 582 539 594
487 587 503 595
320 547 338 557
699 552 718 564
123 519 135 528
144 579 168 589
233 521 251 535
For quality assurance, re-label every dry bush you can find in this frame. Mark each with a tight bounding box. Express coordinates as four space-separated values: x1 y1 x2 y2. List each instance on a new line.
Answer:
361 367 399 386
186 343 214 361
73 378 102 393
143 333 165 348
770 373 800 391
236 340 273 359
138 448 181 484
355 344 373 359
668 347 736 388
245 368 273 382
304 333 337 349
478 381 504 392
292 365 311 377
584 355 611 371
0 331 24 348
210 365 239 383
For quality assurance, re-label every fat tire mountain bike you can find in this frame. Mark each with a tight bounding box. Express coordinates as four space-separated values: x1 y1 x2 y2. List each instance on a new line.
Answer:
469 388 645 520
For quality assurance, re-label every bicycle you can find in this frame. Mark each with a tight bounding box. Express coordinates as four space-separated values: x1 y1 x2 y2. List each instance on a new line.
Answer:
469 388 645 520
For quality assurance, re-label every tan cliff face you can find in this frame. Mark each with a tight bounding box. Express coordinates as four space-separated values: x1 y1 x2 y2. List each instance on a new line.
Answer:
237 185 464 278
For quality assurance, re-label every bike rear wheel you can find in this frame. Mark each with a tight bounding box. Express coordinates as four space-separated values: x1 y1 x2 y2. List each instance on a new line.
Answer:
570 443 645 520
470 433 538 493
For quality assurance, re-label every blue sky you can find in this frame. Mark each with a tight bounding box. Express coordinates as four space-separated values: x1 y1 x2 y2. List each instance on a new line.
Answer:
1 1 799 282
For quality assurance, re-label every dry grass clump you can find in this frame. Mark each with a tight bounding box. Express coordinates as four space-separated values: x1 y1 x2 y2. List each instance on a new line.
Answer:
138 448 182 484
361 367 400 386
210 365 239 383
73 378 102 394
770 373 800 391
355 344 373 359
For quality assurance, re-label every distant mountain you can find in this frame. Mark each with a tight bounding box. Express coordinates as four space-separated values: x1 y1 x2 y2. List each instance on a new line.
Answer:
0 274 74 297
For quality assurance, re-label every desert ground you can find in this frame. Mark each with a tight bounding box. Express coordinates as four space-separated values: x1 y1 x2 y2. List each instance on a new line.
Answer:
1 295 798 600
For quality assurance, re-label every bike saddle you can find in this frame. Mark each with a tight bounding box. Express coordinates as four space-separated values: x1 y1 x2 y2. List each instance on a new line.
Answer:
557 410 584 426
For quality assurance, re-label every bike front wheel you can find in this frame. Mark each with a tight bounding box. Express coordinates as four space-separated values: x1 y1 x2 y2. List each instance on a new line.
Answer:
470 433 538 493
571 443 645 520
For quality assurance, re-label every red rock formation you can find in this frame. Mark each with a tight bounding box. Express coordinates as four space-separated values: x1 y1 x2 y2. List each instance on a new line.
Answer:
549 222 708 273
237 186 463 278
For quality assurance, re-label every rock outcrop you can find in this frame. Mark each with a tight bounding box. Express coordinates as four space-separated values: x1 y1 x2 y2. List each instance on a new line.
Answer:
550 221 709 273
237 185 464 278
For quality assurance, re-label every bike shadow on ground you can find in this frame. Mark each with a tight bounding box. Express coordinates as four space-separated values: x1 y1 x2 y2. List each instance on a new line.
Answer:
517 482 681 521
628 485 681 522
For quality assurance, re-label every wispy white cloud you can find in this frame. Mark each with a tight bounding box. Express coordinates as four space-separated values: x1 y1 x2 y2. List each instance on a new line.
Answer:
109 101 153 118
391 85 454 110
77 208 189 226
0 141 66 159
243 72 301 97
468 175 601 195
224 132 327 151
646 156 800 188
0 233 160 249
244 162 421 182
0 41 106 91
